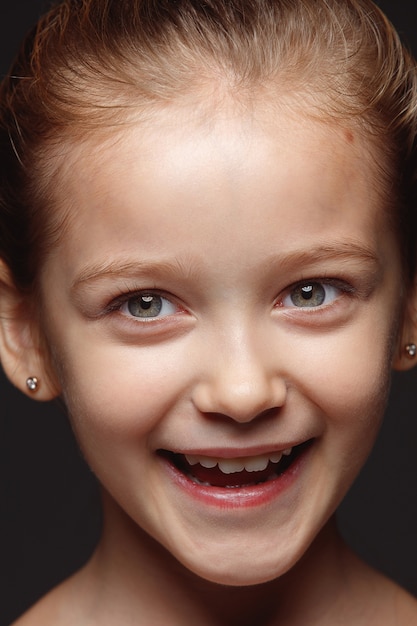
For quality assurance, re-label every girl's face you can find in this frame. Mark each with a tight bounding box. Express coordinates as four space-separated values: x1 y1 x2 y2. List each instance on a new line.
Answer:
36 100 407 585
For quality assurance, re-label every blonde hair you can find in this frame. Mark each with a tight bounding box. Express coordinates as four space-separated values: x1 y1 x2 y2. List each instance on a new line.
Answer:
1 0 417 288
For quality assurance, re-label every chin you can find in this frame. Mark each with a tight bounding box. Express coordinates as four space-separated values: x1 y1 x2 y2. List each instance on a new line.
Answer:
178 550 295 587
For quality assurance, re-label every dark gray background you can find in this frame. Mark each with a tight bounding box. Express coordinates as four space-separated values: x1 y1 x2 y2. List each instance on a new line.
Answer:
1 1 417 625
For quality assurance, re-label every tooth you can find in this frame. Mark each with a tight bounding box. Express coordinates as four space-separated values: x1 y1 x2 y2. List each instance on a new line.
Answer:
244 455 269 472
190 476 211 486
185 454 200 466
184 449 292 474
199 457 218 469
269 451 283 463
218 458 246 474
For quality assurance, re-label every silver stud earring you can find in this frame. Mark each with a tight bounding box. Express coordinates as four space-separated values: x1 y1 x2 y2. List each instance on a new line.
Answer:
26 376 39 391
405 343 417 358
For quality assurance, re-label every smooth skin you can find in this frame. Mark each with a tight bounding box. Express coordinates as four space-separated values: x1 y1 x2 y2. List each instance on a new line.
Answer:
2 96 417 625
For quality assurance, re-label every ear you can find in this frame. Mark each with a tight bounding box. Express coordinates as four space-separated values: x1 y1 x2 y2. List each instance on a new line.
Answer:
0 260 60 400
393 283 417 372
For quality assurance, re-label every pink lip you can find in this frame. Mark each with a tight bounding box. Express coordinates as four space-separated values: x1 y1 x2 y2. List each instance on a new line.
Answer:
166 438 312 458
160 443 311 509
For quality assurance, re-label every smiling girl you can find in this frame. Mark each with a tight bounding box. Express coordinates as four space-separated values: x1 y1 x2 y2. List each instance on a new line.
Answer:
1 0 417 624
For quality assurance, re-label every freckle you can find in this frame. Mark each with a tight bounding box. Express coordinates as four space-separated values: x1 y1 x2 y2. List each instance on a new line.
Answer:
344 129 355 144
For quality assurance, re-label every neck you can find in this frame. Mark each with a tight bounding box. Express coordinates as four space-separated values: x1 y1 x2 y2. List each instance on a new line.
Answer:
75 491 376 626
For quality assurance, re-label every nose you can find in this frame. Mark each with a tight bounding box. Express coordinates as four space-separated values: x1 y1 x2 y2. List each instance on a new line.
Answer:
191 328 287 423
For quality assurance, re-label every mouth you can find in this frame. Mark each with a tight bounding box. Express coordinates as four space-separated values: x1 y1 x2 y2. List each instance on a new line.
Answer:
159 441 312 489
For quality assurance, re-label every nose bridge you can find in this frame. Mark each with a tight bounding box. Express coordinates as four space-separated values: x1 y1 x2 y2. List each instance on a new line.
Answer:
192 319 286 422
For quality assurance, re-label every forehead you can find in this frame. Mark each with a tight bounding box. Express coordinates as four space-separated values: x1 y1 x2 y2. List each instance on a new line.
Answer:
54 95 376 197
51 84 375 162
43 97 390 278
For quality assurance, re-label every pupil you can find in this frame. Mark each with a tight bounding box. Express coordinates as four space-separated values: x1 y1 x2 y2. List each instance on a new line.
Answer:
290 282 326 307
128 294 163 317
301 285 313 300
141 296 153 310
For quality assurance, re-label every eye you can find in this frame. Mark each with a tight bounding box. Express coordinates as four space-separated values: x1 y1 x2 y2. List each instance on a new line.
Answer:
281 281 340 308
120 293 178 319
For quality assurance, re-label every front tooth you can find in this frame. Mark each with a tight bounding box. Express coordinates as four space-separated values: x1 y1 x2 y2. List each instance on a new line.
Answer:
199 457 218 469
185 454 217 468
244 455 269 472
269 451 283 463
185 450 291 474
217 458 246 474
185 454 200 466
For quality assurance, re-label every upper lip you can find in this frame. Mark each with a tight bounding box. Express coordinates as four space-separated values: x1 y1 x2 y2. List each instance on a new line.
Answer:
161 439 312 459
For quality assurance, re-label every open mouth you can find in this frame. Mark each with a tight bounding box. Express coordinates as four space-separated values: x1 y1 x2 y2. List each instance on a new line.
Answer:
159 441 312 489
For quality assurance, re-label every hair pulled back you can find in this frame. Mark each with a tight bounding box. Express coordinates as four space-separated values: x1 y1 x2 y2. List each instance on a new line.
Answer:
1 0 417 290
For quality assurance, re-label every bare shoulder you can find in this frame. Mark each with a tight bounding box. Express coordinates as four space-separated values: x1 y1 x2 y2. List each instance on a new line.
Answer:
11 586 75 626
361 565 417 624
11 593 62 626
391 584 417 624
11 569 90 626
12 590 68 626
338 546 417 625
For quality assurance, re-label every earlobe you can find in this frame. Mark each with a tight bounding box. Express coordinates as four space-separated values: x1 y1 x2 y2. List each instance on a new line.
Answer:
0 260 60 401
393 341 417 371
393 286 417 371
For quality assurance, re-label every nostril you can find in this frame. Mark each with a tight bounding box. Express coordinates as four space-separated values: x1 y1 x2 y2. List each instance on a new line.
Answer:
197 406 281 426
256 406 281 422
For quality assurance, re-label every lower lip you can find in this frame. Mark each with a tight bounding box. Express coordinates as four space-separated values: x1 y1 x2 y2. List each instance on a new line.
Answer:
161 446 310 509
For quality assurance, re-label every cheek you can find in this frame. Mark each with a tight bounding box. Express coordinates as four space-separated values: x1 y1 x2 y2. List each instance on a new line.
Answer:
52 338 190 449
301 300 398 421
312 347 390 422
299 325 394 484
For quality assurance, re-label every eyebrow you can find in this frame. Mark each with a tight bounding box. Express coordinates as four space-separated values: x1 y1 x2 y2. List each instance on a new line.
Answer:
71 240 381 292
280 241 380 269
71 258 202 292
